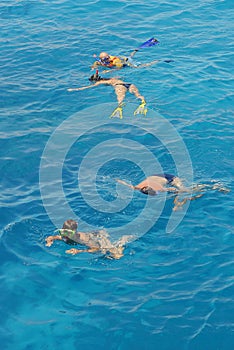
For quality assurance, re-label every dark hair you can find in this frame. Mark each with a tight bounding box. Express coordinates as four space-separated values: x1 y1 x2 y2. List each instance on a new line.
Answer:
140 186 157 196
89 73 102 82
62 219 78 231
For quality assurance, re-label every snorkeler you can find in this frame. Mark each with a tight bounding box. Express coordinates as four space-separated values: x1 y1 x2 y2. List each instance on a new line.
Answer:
117 174 230 211
45 219 133 259
91 51 160 72
91 38 173 73
117 174 186 195
67 71 147 119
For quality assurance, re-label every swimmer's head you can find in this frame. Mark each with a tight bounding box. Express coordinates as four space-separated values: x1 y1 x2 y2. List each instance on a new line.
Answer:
89 70 102 82
58 219 78 244
62 219 78 232
99 52 111 65
140 186 158 196
99 52 110 60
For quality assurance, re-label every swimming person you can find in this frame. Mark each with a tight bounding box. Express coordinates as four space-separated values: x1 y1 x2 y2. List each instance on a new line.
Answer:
91 51 160 72
117 174 230 211
67 71 147 119
90 37 173 73
45 219 133 259
117 174 186 195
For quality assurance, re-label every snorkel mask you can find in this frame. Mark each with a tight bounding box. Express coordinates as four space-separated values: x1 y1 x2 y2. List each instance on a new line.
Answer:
100 56 110 64
56 228 76 238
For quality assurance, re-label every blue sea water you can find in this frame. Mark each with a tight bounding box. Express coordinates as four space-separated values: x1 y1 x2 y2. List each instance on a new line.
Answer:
0 0 234 349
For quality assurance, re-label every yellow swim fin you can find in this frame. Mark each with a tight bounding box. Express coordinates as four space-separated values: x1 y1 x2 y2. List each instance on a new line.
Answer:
110 103 124 119
134 100 148 116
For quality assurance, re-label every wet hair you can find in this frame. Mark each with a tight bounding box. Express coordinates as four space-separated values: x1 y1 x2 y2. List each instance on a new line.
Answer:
62 219 78 231
89 72 103 82
140 186 158 196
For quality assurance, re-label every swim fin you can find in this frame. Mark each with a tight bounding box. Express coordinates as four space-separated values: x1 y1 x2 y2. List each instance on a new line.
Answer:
130 37 159 57
138 37 159 49
110 103 124 119
134 100 148 116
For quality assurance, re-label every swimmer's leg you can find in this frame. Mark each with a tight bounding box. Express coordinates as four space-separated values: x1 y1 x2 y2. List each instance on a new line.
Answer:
130 85 147 116
209 183 230 193
110 86 127 119
129 84 145 101
108 235 134 259
173 193 204 211
171 177 189 192
114 235 135 248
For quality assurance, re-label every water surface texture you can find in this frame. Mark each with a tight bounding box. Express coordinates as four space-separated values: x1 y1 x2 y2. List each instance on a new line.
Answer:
0 1 234 349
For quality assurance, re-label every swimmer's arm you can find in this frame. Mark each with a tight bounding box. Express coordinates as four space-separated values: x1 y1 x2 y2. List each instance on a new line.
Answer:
45 235 62 247
137 60 160 68
165 187 179 193
67 82 103 92
65 247 99 255
116 179 135 189
134 180 150 191
102 67 122 74
91 61 101 69
67 85 94 92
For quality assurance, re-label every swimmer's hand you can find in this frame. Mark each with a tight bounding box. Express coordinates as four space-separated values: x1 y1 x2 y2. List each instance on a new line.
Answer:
110 103 124 119
66 248 83 255
45 236 54 247
45 235 62 247
134 100 148 116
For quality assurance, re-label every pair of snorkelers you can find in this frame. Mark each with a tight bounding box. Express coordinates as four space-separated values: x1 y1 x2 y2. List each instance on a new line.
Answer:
46 219 133 260
45 174 229 259
68 37 173 118
68 70 147 119
46 174 183 259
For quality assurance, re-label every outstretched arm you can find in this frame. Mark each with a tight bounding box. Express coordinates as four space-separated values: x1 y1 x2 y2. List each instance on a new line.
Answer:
91 61 102 69
68 80 106 92
67 85 95 92
45 235 62 247
66 247 99 255
102 67 122 74
116 179 135 189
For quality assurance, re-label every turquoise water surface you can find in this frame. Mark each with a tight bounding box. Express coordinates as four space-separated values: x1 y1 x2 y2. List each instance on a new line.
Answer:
1 1 234 349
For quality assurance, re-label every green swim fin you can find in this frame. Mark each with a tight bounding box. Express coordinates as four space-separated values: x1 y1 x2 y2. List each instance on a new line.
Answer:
110 103 125 119
134 100 148 116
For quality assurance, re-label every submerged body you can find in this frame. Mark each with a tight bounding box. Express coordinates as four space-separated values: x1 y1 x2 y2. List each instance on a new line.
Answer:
46 219 132 259
117 174 186 195
68 73 147 118
117 174 229 210
91 50 159 73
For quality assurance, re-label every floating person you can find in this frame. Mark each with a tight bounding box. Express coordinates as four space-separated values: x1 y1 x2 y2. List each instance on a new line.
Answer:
67 71 147 119
45 219 133 259
91 37 173 73
116 174 230 211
